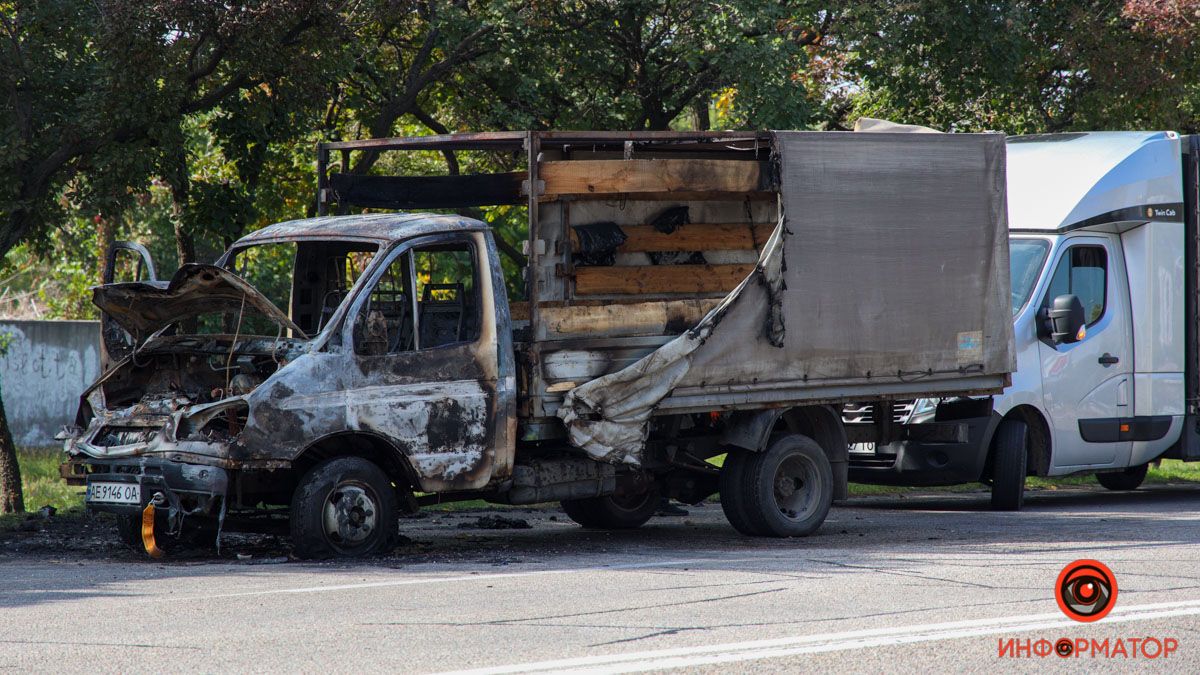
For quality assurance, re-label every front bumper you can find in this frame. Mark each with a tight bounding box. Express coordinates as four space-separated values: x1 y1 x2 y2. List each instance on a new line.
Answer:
82 457 229 525
849 413 1000 486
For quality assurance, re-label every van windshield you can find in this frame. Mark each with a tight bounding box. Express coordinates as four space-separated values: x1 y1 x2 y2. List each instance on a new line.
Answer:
1010 238 1049 315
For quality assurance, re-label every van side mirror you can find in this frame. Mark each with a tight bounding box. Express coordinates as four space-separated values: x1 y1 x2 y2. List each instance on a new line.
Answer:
1047 294 1086 344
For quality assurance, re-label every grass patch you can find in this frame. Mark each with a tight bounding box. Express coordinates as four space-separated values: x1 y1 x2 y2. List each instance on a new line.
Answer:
16 447 84 512
0 447 84 531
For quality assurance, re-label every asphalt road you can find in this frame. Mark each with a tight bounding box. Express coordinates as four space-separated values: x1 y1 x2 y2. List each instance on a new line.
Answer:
3 485 1200 673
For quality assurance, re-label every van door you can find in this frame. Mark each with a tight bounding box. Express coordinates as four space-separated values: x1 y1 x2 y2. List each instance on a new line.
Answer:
343 232 502 492
99 241 158 369
1037 236 1132 468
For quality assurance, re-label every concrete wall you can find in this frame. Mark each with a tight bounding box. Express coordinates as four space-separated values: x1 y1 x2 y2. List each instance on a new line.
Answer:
0 320 100 446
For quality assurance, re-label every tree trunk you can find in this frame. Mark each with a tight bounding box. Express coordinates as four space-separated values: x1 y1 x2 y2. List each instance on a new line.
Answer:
167 159 195 268
693 98 711 131
96 214 116 284
0 384 24 514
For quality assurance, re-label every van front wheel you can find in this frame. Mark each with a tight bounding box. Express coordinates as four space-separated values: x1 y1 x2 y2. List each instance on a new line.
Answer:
990 420 1028 511
290 457 398 559
1097 464 1148 491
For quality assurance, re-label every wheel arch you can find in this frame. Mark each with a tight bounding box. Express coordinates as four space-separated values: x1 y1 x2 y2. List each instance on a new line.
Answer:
292 431 421 495
721 405 848 500
987 404 1052 477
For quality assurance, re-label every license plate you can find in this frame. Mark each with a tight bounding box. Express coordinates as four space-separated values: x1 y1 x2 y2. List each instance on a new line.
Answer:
86 481 141 505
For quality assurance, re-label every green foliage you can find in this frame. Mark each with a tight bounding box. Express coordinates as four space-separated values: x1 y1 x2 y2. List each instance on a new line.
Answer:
451 0 820 131
13 448 82 513
6 1 1200 320
842 1 1200 133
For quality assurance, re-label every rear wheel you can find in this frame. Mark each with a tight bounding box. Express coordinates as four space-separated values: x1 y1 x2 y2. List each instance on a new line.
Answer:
290 457 398 559
718 449 765 535
561 482 660 530
990 420 1028 511
1097 464 1148 491
720 433 833 537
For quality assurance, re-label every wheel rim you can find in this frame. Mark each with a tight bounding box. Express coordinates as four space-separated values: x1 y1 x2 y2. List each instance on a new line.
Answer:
609 489 654 514
772 454 823 521
321 481 379 553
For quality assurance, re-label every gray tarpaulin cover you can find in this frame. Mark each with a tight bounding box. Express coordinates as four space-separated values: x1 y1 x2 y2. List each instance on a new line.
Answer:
558 129 1013 464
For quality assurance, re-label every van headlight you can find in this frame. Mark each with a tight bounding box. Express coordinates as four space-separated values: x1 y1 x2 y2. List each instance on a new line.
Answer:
908 398 937 423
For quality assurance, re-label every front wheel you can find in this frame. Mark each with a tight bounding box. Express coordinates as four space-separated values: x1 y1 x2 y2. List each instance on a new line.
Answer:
990 420 1028 511
114 510 218 556
290 457 398 559
561 483 661 530
1097 464 1148 491
720 433 833 537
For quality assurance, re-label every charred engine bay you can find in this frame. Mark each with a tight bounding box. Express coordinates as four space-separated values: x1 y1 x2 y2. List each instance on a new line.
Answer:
78 335 305 440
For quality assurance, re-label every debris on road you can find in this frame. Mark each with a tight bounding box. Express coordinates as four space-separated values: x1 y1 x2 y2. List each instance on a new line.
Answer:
457 515 532 530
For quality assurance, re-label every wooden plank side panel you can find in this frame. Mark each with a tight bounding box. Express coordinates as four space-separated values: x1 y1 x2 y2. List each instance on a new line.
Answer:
539 299 722 338
540 159 769 197
569 223 772 252
575 264 754 295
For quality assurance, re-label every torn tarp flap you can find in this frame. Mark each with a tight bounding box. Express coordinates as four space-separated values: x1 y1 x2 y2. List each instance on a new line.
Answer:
647 207 705 265
572 222 627 266
649 206 690 234
559 219 786 464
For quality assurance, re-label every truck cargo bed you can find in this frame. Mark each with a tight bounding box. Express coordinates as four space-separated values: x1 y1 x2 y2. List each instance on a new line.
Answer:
318 130 1014 460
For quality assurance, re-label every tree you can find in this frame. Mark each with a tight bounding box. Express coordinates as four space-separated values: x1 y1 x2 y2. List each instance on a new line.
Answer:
0 331 20 513
839 1 1200 133
0 0 342 263
1124 0 1200 38
452 1 829 131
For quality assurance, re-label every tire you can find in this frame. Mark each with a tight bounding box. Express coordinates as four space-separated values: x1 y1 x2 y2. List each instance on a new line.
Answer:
720 433 834 537
561 482 660 530
719 449 767 536
290 457 398 559
1097 464 1148 491
990 420 1028 511
115 512 144 549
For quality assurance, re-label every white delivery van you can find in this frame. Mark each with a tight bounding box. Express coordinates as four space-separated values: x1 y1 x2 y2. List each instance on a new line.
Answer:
848 131 1200 510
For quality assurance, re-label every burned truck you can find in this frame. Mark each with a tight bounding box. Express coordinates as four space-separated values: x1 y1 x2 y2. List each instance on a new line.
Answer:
61 130 1013 558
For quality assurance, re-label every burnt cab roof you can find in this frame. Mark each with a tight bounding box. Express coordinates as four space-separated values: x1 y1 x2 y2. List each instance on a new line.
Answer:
234 213 489 248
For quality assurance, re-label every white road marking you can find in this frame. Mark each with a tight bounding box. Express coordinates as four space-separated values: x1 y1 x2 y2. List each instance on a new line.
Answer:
167 556 773 602
434 599 1200 675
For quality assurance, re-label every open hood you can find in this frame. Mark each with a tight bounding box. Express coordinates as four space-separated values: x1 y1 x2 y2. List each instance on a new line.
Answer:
93 264 306 339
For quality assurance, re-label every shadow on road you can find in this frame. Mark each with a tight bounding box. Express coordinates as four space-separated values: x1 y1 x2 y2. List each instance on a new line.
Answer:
3 484 1198 611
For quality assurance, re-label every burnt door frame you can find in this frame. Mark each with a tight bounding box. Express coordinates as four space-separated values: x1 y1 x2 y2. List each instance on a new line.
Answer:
340 231 508 491
99 241 159 370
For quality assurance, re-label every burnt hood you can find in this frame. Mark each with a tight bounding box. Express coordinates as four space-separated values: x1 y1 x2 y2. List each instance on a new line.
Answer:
93 264 306 339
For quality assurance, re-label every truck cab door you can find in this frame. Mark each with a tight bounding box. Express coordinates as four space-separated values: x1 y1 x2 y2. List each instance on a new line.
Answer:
343 231 513 492
99 241 158 369
1037 236 1132 469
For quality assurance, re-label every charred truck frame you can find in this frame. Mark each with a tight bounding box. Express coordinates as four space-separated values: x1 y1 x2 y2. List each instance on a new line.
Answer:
61 130 1014 558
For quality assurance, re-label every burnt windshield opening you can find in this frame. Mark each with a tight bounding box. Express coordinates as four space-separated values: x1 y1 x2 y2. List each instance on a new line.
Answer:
221 240 379 337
